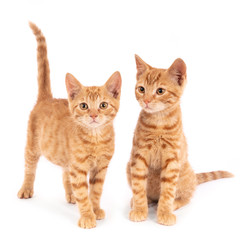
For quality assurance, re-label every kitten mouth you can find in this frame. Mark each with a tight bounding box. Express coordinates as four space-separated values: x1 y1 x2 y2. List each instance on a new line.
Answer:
144 104 152 110
143 105 157 113
90 120 99 124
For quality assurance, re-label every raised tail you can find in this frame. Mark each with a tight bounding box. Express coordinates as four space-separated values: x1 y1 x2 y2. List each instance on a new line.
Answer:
29 22 52 102
196 171 234 185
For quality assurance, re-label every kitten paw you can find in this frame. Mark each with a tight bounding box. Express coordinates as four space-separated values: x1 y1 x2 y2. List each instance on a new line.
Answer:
129 209 148 222
94 208 105 220
17 187 34 199
78 214 96 229
157 212 176 226
65 193 76 204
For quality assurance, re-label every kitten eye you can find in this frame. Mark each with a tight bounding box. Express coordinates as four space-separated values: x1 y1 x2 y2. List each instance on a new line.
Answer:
99 102 108 109
138 86 145 93
156 88 165 95
79 102 88 110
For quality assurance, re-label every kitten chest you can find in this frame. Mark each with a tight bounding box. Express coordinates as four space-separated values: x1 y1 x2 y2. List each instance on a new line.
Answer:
148 134 163 169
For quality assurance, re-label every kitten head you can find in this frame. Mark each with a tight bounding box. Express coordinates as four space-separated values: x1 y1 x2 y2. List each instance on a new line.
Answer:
65 71 121 129
134 55 187 113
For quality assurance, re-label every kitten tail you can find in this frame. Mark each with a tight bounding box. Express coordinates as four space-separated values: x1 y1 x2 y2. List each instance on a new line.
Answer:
196 171 234 185
29 22 52 102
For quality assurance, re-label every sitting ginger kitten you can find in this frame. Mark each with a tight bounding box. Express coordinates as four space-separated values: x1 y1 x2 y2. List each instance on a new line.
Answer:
127 55 233 226
18 23 122 229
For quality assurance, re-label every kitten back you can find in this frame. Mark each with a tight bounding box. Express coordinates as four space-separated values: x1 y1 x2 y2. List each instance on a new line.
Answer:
29 22 52 102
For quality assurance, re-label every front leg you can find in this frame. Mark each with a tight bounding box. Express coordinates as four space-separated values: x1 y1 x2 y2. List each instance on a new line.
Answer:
157 153 180 226
129 150 149 222
89 163 109 220
69 164 96 229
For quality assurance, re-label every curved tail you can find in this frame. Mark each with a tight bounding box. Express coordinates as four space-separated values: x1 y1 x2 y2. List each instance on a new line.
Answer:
29 22 52 102
196 171 233 185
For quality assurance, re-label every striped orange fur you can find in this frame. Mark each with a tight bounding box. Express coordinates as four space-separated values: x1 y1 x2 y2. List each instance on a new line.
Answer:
127 55 233 226
17 23 122 229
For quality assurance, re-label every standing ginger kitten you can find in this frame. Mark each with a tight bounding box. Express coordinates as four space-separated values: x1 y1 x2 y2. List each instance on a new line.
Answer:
127 55 233 226
17 23 122 229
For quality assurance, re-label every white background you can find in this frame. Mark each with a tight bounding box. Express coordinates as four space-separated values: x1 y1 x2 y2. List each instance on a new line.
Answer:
0 0 240 239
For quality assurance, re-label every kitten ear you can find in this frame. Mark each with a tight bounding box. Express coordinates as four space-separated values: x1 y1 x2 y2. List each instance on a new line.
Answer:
168 58 187 86
105 71 122 99
135 54 151 80
65 73 82 100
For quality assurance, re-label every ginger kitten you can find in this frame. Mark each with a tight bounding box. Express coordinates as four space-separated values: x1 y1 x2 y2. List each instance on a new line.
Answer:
127 55 233 225
17 23 122 229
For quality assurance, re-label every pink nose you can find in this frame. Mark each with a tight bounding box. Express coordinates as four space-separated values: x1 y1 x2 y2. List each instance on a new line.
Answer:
90 114 98 119
144 99 150 105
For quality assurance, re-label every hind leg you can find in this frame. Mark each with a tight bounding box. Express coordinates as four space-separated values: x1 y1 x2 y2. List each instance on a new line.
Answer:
173 197 191 210
173 164 197 211
127 161 133 208
18 147 40 199
62 169 76 204
18 115 41 199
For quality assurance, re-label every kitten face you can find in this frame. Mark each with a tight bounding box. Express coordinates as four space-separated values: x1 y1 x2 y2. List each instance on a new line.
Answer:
66 72 121 129
135 55 187 113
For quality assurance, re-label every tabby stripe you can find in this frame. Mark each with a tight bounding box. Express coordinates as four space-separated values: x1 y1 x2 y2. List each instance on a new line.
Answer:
132 189 141 195
109 113 116 118
89 178 104 185
161 138 175 148
137 126 150 134
82 201 89 208
69 171 77 178
73 105 79 111
162 143 167 149
210 171 218 179
146 72 151 84
132 173 147 180
167 90 179 98
75 196 88 203
100 138 112 144
161 158 176 170
132 182 140 187
163 119 180 131
76 155 91 163
135 167 142 172
142 138 154 143
110 104 117 112
102 154 112 161
134 153 148 167
147 144 152 150
97 166 108 173
73 167 87 176
163 191 174 199
130 161 136 167
139 117 157 129
161 175 178 183
138 193 147 200
72 182 88 189
161 194 171 201
169 169 180 174
92 190 101 197
80 138 91 144
155 72 162 82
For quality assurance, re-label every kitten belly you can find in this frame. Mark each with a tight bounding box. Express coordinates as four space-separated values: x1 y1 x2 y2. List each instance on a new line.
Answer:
148 139 162 169
39 126 69 167
147 167 161 201
42 150 68 167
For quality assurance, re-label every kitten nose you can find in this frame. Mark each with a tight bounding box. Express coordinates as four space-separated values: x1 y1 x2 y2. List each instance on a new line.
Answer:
144 99 151 105
90 114 98 119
